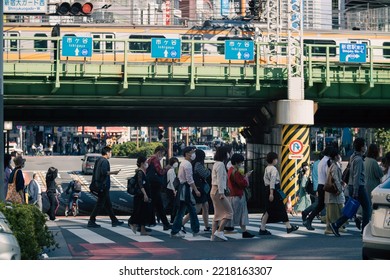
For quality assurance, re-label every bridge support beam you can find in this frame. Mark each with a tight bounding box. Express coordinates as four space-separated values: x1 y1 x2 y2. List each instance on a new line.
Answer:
276 98 314 207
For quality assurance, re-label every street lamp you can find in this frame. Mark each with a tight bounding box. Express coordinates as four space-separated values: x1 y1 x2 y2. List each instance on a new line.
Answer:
4 121 13 154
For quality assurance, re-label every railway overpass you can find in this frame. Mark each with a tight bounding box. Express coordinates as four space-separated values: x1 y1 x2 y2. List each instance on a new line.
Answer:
3 37 390 209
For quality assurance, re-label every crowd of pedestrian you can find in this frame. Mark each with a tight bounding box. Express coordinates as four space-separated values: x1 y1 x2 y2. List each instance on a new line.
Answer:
3 137 389 241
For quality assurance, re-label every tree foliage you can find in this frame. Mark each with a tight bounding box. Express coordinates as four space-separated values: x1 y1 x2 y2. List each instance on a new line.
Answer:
374 128 390 154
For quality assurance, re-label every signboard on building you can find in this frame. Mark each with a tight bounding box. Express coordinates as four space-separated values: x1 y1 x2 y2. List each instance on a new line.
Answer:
62 36 93 57
221 0 229 16
165 0 171 25
151 38 181 59
4 0 47 14
225 40 254 60
339 43 367 63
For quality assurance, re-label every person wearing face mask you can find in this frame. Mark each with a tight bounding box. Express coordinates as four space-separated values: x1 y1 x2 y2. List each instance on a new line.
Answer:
324 150 346 234
294 162 312 214
166 157 179 223
170 147 201 238
128 156 155 235
330 137 371 236
182 149 211 232
146 146 172 230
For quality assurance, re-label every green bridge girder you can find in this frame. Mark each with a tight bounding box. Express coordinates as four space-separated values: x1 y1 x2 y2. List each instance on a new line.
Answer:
3 40 390 126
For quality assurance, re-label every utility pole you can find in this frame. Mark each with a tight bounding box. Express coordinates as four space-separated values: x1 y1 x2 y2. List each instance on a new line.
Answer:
0 2 4 202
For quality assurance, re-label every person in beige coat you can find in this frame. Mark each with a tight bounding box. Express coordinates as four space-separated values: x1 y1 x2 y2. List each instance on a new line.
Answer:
210 146 233 241
324 150 346 234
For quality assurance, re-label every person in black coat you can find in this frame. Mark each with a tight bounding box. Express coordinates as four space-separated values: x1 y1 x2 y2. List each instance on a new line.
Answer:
46 167 59 221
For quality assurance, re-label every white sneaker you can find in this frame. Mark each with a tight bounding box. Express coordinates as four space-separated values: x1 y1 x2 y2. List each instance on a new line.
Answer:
214 231 228 241
170 232 185 238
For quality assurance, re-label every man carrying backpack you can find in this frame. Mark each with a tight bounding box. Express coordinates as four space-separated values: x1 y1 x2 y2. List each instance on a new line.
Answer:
65 179 82 216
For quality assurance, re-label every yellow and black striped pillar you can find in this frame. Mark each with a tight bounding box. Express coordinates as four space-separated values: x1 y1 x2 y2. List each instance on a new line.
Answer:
280 125 310 206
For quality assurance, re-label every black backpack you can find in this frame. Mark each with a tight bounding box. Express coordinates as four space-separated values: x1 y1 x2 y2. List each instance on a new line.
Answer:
127 171 141 196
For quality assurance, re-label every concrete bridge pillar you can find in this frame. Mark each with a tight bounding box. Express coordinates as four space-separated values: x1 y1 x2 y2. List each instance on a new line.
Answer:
276 99 314 207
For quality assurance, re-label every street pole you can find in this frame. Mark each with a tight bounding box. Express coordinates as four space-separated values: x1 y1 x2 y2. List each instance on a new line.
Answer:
0 3 5 202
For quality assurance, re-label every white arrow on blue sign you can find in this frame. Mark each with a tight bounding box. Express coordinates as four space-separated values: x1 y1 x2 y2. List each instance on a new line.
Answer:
62 36 93 57
151 38 181 59
225 40 254 60
339 43 366 63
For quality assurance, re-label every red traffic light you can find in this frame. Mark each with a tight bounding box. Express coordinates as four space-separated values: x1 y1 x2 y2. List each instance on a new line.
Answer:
56 2 93 16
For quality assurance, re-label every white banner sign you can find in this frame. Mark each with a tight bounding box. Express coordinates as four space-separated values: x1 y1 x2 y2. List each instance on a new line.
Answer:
4 0 48 14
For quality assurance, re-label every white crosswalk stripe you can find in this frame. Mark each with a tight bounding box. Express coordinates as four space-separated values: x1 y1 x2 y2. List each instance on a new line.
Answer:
58 214 361 244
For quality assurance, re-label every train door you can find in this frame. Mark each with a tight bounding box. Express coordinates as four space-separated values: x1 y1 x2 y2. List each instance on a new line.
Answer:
180 34 203 63
92 33 116 63
3 31 20 61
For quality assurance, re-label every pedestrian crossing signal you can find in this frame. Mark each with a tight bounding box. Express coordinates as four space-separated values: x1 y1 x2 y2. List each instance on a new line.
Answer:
56 2 93 16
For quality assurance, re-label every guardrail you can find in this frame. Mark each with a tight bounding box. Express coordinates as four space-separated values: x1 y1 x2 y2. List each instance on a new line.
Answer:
4 37 390 90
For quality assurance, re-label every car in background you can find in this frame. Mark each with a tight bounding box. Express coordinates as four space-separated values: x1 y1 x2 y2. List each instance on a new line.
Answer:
362 179 390 259
194 145 215 160
0 211 21 260
81 153 102 175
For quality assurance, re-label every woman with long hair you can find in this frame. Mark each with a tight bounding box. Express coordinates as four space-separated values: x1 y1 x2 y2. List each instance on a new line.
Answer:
210 146 233 241
128 156 154 235
46 167 60 221
364 143 383 195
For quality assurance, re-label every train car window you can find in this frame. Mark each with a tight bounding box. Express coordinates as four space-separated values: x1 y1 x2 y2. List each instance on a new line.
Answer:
181 35 203 54
383 42 390 59
93 34 101 53
9 33 19 52
303 39 336 57
34 33 48 52
129 35 165 53
105 34 114 53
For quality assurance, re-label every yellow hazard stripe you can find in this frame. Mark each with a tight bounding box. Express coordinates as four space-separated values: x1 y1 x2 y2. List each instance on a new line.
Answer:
280 125 310 206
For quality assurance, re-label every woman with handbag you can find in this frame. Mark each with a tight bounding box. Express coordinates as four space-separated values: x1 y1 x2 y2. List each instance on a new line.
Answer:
6 155 26 204
182 149 211 232
259 152 299 235
226 153 254 238
210 146 233 241
324 150 346 234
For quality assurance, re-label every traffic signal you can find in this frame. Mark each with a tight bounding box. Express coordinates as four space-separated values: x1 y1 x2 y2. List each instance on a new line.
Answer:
158 128 165 141
56 2 93 16
249 0 255 15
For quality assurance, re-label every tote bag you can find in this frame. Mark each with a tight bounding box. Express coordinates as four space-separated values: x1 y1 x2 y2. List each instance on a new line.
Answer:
6 170 24 204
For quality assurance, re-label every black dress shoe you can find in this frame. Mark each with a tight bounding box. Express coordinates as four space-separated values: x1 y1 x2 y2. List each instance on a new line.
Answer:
258 229 272 235
242 231 255 238
112 221 124 227
87 221 101 228
303 220 315 231
287 225 299 234
163 224 172 230
224 226 235 231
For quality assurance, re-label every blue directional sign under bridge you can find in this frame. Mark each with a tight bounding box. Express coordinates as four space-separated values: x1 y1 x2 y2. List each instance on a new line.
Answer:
62 36 93 57
151 38 181 59
225 40 254 60
339 43 366 63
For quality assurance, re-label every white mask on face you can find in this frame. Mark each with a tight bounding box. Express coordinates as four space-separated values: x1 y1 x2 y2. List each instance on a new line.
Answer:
173 162 179 168
144 163 149 169
191 153 196 161
226 161 232 170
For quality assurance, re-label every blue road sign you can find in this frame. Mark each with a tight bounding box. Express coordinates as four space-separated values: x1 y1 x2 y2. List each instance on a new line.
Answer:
339 43 366 63
225 40 254 60
62 36 93 57
151 38 181 59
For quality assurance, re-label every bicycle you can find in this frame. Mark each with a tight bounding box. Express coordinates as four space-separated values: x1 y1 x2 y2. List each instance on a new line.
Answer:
65 192 80 217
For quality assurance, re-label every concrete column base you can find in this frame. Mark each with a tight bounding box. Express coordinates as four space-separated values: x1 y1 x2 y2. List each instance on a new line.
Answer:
276 99 314 125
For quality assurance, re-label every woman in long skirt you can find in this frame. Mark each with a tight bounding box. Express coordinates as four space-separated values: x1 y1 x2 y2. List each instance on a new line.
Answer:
259 152 299 235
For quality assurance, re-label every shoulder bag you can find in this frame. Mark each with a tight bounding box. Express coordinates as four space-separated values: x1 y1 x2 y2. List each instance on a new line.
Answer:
6 169 25 204
323 171 339 194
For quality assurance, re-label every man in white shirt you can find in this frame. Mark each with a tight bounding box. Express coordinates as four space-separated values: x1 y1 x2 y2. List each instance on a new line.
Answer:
170 147 201 238
303 147 335 231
